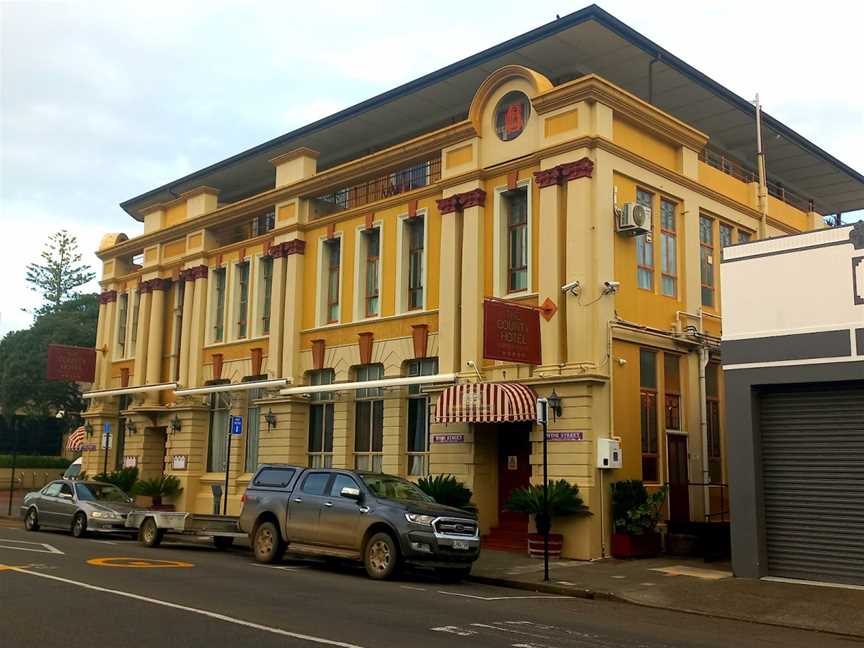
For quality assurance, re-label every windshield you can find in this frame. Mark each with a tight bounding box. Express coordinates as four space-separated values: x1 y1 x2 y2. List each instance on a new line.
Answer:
361 475 433 503
75 483 130 503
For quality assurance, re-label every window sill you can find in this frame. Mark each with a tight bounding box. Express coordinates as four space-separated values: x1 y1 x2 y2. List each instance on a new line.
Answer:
204 334 269 350
492 291 538 301
304 309 439 334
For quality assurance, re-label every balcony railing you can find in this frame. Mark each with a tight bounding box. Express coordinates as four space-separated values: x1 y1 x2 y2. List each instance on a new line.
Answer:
699 145 813 213
313 156 441 213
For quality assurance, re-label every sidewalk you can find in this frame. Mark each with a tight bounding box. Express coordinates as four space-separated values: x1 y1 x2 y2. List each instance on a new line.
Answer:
471 549 864 639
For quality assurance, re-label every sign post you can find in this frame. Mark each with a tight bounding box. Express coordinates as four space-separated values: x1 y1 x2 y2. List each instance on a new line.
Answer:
224 415 243 515
6 418 19 516
536 397 550 583
101 423 111 476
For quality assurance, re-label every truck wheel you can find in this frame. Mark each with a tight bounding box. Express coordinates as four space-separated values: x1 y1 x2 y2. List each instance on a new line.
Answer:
364 532 399 580
139 517 164 548
436 566 471 583
24 507 39 532
253 521 284 563
71 512 88 538
213 536 235 550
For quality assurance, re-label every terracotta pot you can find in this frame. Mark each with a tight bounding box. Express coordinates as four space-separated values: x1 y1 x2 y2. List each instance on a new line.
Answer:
527 533 564 559
610 531 662 558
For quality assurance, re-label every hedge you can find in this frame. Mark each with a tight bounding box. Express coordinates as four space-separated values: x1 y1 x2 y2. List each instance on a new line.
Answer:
0 455 72 469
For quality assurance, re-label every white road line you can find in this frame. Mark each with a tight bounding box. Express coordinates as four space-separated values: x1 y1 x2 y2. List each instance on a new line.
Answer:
438 591 571 601
250 563 298 572
7 567 366 648
89 539 118 545
0 538 64 554
399 586 426 592
430 626 477 636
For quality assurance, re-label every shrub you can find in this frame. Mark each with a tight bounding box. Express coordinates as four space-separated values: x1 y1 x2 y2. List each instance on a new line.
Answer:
132 475 183 507
0 455 72 469
505 480 591 534
93 467 139 494
416 474 473 509
610 479 668 535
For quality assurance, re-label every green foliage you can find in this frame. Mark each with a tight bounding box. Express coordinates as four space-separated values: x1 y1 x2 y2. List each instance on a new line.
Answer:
0 454 71 469
25 230 96 314
611 480 668 535
417 474 473 509
505 480 591 533
132 475 183 500
94 467 139 494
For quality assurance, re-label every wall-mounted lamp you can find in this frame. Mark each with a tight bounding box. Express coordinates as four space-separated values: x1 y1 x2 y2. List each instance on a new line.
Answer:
264 409 277 432
126 418 138 435
170 415 182 434
84 421 94 437
547 389 562 422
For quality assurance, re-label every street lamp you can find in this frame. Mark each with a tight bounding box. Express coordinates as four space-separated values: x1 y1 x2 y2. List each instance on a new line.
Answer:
170 415 182 434
548 389 562 421
264 409 277 432
84 421 93 437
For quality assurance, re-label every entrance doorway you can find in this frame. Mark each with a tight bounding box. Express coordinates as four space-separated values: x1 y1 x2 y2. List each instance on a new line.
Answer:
497 424 531 528
667 434 690 523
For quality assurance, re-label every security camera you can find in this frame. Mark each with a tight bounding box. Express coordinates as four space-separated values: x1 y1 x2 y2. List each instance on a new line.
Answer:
602 281 620 295
561 280 582 296
466 360 476 367
55 410 65 419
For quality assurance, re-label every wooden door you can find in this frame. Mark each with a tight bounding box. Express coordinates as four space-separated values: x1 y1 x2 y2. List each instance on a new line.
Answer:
667 434 690 524
497 425 531 529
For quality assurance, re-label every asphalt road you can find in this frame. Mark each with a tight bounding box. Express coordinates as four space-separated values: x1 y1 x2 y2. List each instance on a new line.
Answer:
0 520 858 648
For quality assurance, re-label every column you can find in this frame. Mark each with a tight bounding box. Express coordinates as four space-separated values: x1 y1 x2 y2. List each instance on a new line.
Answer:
435 195 462 375
144 279 170 397
281 239 306 382
97 290 118 389
458 188 486 375
535 168 565 367
563 158 595 365
133 284 153 386
178 274 195 387
266 245 287 378
187 266 209 387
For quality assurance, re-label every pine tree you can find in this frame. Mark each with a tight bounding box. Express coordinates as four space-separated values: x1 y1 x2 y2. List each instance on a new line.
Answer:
25 230 95 313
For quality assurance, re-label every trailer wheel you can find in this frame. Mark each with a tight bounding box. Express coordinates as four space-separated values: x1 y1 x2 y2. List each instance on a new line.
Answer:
139 517 164 548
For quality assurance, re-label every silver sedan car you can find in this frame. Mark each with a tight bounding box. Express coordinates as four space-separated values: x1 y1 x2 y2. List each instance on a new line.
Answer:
21 479 136 538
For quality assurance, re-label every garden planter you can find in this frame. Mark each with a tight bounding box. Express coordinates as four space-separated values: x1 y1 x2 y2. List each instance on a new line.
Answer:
610 531 661 558
527 533 563 558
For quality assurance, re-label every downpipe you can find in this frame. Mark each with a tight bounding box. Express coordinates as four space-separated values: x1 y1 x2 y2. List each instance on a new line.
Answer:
698 347 711 517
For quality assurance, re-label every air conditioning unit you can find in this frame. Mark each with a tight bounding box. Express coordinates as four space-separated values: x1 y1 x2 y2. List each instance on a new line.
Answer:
616 203 651 236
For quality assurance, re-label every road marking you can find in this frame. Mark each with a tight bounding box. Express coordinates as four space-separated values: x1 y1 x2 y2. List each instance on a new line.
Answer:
0 538 64 554
431 626 477 636
650 564 732 580
6 566 368 647
438 591 571 601
400 585 426 592
251 563 298 572
87 557 193 568
88 539 118 546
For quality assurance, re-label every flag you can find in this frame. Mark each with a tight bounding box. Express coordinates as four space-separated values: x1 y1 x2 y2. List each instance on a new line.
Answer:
66 426 86 451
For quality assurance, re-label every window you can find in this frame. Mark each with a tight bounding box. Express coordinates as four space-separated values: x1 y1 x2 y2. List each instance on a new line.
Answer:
206 393 230 472
700 215 715 307
330 474 359 497
706 362 722 483
361 228 380 317
236 261 250 339
494 91 531 141
659 199 677 297
245 389 261 473
116 293 128 357
406 358 437 476
172 283 185 380
58 483 73 498
251 211 275 237
130 289 141 355
253 467 296 488
719 223 733 249
323 239 341 323
213 268 227 342
738 230 752 243
300 472 331 496
308 369 335 468
639 349 659 482
43 483 62 497
406 216 424 310
259 256 273 335
636 189 654 290
354 364 384 472
664 354 681 430
504 187 529 292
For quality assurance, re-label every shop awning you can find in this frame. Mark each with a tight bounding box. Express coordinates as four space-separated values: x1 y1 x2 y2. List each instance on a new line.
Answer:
434 383 537 424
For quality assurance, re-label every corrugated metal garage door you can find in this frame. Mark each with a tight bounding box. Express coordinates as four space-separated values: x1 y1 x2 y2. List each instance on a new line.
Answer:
760 381 864 585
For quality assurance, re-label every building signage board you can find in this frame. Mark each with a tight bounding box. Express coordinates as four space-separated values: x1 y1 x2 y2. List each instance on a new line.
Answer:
482 299 541 365
46 344 96 383
230 416 243 435
546 431 585 441
432 434 465 444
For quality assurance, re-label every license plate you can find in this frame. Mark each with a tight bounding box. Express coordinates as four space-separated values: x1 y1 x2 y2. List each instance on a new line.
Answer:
452 540 470 550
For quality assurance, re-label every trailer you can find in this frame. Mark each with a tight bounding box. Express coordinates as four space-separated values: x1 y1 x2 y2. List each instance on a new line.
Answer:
126 511 244 549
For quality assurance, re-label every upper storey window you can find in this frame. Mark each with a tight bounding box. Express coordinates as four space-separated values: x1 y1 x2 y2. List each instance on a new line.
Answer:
212 268 227 342
356 227 381 318
506 188 529 292
251 211 275 237
494 91 530 141
318 237 341 325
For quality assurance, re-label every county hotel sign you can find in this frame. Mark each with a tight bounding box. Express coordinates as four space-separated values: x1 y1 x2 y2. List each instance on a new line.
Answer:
482 299 541 365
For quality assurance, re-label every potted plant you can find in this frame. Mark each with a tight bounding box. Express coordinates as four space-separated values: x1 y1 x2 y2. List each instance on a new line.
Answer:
132 475 183 510
417 474 474 511
610 480 668 558
505 480 590 558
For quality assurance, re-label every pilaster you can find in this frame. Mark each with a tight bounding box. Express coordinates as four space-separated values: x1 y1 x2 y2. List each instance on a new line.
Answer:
133 287 152 386
279 238 306 382
459 188 486 375
436 196 462 375
266 249 287 377
187 265 209 387
178 274 195 387
144 278 171 400
535 167 565 367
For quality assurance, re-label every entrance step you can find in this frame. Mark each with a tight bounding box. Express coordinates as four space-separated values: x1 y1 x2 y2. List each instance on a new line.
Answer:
482 525 528 553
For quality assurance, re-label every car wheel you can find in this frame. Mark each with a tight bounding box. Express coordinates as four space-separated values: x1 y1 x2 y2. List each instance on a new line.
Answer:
71 512 88 538
252 521 284 564
436 566 471 583
364 532 399 580
213 536 235 550
24 507 39 532
139 517 164 548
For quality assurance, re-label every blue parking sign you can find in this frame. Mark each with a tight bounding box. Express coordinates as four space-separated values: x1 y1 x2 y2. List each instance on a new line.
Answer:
230 415 243 435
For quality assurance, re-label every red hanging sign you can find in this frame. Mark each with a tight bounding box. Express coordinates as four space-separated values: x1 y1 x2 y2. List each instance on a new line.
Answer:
46 344 96 383
482 299 542 365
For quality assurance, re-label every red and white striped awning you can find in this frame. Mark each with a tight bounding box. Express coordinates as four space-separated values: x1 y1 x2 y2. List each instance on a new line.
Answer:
66 426 86 451
434 383 537 424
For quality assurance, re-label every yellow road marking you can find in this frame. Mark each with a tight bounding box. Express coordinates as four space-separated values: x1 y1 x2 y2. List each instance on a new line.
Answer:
87 557 193 568
0 564 30 571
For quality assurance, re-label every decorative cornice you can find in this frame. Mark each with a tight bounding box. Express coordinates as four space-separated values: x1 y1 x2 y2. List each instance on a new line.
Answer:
284 239 306 255
138 280 153 294
533 168 562 188
184 265 208 281
560 158 594 181
99 290 118 305
436 189 486 214
436 196 460 215
149 278 173 292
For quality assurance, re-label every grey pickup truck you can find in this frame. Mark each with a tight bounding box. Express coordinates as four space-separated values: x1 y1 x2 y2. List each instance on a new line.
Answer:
238 464 480 581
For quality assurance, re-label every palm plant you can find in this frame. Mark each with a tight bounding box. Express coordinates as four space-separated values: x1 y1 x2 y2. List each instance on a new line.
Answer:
416 474 473 510
94 467 138 494
132 475 183 507
505 480 590 535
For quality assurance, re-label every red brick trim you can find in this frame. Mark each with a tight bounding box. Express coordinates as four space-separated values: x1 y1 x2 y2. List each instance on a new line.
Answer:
436 196 460 215
99 290 117 305
533 168 562 188
436 188 487 214
285 239 306 256
559 157 594 181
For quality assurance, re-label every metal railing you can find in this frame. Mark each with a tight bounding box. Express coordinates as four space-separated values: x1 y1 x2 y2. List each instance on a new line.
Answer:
666 480 730 524
313 156 441 212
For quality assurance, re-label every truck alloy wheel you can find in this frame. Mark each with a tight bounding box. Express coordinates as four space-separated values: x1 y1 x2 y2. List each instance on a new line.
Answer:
364 532 398 580
253 521 284 564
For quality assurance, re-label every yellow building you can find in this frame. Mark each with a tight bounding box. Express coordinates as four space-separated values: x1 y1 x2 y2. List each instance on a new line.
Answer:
80 7 862 559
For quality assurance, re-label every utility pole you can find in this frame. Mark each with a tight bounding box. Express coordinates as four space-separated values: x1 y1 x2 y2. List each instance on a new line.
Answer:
754 93 769 239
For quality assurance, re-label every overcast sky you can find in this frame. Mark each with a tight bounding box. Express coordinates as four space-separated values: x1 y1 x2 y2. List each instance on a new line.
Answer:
1 0 862 337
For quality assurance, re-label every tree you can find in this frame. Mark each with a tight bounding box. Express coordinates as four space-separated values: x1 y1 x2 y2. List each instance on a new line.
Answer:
25 230 95 314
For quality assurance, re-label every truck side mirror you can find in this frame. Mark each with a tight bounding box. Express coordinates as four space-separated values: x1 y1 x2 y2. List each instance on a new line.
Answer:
340 487 361 501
